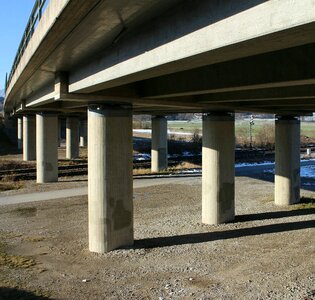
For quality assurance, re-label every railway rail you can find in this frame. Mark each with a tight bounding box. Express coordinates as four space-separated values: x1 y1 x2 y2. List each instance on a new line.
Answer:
0 148 312 181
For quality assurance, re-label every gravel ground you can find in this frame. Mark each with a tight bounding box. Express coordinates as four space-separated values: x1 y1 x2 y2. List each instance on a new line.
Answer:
0 176 314 300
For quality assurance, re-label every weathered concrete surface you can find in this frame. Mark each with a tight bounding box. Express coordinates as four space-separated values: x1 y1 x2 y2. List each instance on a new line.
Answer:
5 0 99 110
88 106 133 253
66 117 79 159
36 113 58 183
68 0 315 94
4 0 315 115
17 117 23 150
275 117 301 205
23 115 36 161
151 116 168 172
202 114 235 224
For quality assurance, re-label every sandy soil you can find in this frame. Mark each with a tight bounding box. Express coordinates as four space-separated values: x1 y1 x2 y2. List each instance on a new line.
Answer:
0 176 314 300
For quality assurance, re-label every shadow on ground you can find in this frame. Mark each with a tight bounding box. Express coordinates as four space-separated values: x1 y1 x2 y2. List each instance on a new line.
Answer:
236 199 315 222
0 287 50 300
133 204 315 249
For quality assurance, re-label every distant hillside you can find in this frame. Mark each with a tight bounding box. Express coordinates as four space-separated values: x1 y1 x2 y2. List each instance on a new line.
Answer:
0 97 3 112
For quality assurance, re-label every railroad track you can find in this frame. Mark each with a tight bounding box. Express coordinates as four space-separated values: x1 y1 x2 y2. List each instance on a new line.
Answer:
0 148 311 181
0 159 197 181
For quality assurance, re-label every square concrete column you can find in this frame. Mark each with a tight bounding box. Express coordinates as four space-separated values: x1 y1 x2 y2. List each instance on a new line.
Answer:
79 119 87 147
36 113 58 183
88 106 133 253
202 113 235 224
17 116 23 150
66 117 79 159
151 116 168 172
23 115 36 161
275 116 300 205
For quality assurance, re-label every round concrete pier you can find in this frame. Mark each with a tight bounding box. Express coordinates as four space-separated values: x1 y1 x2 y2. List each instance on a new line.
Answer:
151 116 168 172
88 106 133 253
275 116 300 205
66 117 79 159
17 117 23 150
23 115 36 161
36 113 58 183
202 113 235 224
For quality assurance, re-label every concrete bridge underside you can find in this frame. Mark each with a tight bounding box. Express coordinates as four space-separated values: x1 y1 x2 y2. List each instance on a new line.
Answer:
4 0 315 252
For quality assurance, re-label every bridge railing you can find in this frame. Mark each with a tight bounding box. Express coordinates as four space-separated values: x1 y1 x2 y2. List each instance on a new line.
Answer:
5 0 48 92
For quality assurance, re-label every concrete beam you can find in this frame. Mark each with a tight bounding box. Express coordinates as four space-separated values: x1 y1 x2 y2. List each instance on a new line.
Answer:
25 83 55 108
197 85 315 103
202 113 235 224
36 113 58 183
275 116 300 206
5 0 101 111
23 115 36 161
151 116 168 172
66 117 79 159
139 43 315 99
69 0 315 94
88 105 133 253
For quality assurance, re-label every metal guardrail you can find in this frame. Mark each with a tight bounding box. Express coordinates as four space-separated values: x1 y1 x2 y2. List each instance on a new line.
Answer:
5 0 48 93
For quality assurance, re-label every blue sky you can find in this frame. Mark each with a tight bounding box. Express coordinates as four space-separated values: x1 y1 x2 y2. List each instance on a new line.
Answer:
0 1 35 91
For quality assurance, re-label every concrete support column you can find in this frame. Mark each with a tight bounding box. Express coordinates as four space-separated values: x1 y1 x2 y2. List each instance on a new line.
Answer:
151 116 168 172
23 115 36 161
275 116 300 205
88 105 133 253
17 117 23 150
58 119 61 147
202 113 235 224
36 113 58 183
79 119 87 147
66 117 79 159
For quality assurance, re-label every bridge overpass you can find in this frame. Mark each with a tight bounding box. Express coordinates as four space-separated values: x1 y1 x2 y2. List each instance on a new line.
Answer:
4 0 315 252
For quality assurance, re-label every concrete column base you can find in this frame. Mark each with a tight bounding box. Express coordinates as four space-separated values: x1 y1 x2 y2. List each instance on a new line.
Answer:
202 113 235 224
66 117 79 159
36 113 58 183
88 106 133 253
23 115 36 161
275 116 300 205
151 116 168 172
17 117 23 150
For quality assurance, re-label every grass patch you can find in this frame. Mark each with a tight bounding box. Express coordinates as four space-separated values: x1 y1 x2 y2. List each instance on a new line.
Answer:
24 236 45 243
0 253 36 269
0 231 36 269
0 182 23 191
133 163 201 175
260 195 274 203
291 197 315 210
171 161 201 170
11 207 37 217
133 168 152 176
167 120 315 146
0 231 49 298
